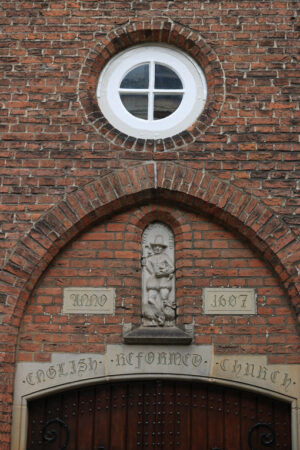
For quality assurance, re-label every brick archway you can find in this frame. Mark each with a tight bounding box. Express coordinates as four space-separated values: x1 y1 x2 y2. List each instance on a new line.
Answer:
1 161 300 448
1 162 299 331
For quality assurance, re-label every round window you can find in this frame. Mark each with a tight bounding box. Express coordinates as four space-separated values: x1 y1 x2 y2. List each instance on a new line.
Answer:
97 45 207 140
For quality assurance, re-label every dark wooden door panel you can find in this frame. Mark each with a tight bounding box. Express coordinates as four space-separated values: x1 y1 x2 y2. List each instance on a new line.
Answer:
224 388 241 449
142 381 158 448
93 385 111 449
27 379 291 450
207 385 224 450
77 387 94 449
27 392 45 449
272 399 291 449
161 382 174 450
174 382 191 449
241 390 256 450
191 383 207 450
126 383 141 449
60 390 78 449
110 383 127 450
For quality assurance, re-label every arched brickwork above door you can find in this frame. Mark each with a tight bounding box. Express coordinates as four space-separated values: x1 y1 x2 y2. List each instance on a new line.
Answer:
78 20 225 151
1 162 299 330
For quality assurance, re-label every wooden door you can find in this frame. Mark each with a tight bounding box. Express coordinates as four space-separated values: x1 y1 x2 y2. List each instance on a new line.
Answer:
27 379 291 450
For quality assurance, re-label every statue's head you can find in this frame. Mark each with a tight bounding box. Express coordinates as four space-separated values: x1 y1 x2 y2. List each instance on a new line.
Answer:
150 235 167 254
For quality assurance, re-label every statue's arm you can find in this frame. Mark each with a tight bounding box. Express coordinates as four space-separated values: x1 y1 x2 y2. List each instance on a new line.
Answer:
164 255 175 274
145 258 154 275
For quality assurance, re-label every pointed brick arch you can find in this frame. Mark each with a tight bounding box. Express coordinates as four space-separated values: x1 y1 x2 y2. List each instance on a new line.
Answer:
1 162 300 332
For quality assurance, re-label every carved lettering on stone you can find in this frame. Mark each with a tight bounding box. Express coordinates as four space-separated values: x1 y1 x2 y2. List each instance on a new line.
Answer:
216 357 296 393
63 288 115 314
141 223 175 327
22 356 102 387
203 288 256 314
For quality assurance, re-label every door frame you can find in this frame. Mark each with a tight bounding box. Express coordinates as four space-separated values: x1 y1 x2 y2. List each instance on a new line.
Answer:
12 366 299 450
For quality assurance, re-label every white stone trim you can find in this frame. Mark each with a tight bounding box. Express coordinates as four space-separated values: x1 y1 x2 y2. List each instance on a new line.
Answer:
12 346 300 450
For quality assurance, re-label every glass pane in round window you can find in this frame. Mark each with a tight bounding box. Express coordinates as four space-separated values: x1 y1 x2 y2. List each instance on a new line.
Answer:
120 64 149 89
120 94 148 120
154 94 183 120
154 64 183 89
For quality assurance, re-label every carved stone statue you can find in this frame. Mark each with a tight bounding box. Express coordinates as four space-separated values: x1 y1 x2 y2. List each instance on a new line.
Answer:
142 223 175 327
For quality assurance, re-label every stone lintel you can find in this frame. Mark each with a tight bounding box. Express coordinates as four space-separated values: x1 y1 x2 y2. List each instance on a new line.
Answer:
123 326 192 344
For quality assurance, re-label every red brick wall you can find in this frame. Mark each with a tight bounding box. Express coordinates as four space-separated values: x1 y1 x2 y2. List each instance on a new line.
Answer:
0 1 299 447
18 204 299 365
0 1 299 267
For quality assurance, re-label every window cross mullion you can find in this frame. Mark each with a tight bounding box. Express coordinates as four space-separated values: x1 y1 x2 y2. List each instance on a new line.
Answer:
148 60 155 121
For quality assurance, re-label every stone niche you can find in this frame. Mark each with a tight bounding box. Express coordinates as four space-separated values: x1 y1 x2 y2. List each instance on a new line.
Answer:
123 222 192 344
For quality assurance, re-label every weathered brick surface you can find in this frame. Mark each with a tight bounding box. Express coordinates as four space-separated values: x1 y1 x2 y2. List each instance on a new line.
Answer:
0 1 299 447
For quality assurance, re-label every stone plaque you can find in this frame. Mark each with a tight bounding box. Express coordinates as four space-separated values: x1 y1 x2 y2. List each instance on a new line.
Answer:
63 287 115 314
107 344 212 377
203 288 256 314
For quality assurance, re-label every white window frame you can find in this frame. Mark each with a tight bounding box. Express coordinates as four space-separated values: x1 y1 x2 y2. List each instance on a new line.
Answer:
97 44 207 140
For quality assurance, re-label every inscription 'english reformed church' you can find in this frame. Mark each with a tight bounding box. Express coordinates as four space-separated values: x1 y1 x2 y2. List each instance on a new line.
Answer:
18 347 297 398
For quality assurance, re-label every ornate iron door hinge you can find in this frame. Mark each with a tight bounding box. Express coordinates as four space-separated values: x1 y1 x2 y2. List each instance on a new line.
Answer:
248 423 275 449
42 418 69 450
